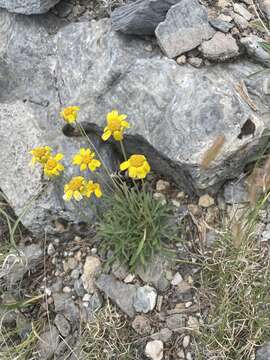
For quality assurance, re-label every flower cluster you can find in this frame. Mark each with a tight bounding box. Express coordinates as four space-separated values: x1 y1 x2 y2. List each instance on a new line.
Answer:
30 106 151 203
30 146 64 178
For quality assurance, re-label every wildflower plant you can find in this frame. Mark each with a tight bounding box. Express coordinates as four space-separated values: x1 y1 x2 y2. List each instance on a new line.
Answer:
29 106 171 271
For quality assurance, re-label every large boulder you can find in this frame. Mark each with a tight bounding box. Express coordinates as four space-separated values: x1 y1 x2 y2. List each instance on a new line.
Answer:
0 0 60 14
0 11 269 234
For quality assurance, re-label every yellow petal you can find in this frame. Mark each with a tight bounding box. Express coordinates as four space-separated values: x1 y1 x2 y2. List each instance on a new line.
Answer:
102 130 112 141
58 164 65 171
113 131 123 141
74 191 83 201
95 186 102 198
72 154 82 165
80 148 86 155
119 114 127 122
63 190 73 201
128 166 138 179
120 160 130 171
55 153 64 161
121 120 130 128
80 164 87 171
107 110 118 122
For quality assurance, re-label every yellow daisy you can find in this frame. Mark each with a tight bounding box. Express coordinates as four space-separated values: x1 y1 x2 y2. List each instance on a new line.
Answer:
120 154 151 179
30 146 52 166
101 110 130 141
63 176 86 201
60 106 80 124
43 154 64 177
83 180 103 198
72 148 101 172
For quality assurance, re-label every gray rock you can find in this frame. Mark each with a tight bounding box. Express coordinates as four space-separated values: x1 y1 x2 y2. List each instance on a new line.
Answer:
155 0 215 58
132 315 152 335
258 0 270 20
223 178 249 204
209 18 234 33
200 32 239 61
74 278 85 297
233 13 249 30
111 0 181 35
0 0 60 14
37 326 60 359
151 328 172 342
145 340 164 360
53 292 80 323
1 244 42 285
133 285 157 313
241 35 270 68
54 313 71 337
166 314 186 332
256 342 270 360
95 274 137 317
136 255 170 291
233 3 253 21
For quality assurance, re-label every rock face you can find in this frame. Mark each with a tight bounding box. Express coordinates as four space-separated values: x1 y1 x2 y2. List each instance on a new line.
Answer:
155 0 215 58
0 11 270 234
0 0 60 14
111 0 181 35
200 32 240 61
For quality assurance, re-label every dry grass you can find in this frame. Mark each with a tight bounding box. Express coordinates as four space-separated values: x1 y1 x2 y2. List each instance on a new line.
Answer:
195 193 270 360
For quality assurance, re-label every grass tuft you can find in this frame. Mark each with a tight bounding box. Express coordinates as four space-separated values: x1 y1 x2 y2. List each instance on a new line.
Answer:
98 183 173 271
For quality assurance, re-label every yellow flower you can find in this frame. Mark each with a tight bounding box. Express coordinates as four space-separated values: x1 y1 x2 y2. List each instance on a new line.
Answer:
60 106 80 124
63 176 86 201
83 180 103 198
72 148 101 172
101 110 129 141
30 146 52 166
43 154 64 177
120 154 151 179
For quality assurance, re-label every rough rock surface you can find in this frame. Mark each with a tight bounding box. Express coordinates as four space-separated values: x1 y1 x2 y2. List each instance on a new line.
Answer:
111 0 181 35
241 35 270 67
0 11 270 235
95 274 137 317
200 32 240 60
0 0 61 14
256 342 270 360
155 0 215 58
258 0 270 20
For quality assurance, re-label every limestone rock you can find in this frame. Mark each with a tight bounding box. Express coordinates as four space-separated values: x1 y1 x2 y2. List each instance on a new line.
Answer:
155 0 215 58
200 32 239 61
82 256 101 294
95 274 137 317
145 340 164 360
111 0 181 35
133 285 157 313
0 0 61 14
241 35 270 67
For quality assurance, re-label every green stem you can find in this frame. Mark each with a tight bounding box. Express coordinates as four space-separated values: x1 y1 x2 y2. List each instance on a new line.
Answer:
120 140 127 161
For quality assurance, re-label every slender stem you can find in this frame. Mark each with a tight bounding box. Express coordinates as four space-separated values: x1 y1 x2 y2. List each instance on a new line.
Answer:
120 140 127 161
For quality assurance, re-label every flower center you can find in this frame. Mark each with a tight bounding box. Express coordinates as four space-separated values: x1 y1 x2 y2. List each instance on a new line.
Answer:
69 177 84 191
46 159 57 170
129 155 145 168
82 154 92 164
108 118 121 132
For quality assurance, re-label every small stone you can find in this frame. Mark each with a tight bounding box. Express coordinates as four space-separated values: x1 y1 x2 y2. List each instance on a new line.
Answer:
176 191 185 199
217 14 233 22
176 55 187 65
134 285 157 313
188 57 203 68
70 269 80 280
63 286 72 294
54 314 71 337
111 260 129 281
183 335 190 348
124 274 135 283
37 326 59 360
82 256 101 293
44 287 52 296
187 316 200 333
151 328 172 343
137 255 170 291
200 32 239 61
177 349 185 359
209 18 234 33
74 278 85 297
82 294 91 302
233 3 253 20
185 301 193 308
171 199 181 207
132 315 152 335
145 44 153 52
171 272 183 286
153 192 167 205
198 194 215 208
156 179 170 191
47 243 55 256
145 340 164 360
91 247 97 255
233 13 249 30
166 314 185 331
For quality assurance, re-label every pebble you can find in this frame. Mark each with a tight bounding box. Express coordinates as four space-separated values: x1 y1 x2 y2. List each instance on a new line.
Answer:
186 352 193 360
133 285 157 313
177 349 185 359
233 3 253 20
187 316 200 333
124 273 135 283
151 328 172 343
47 243 55 256
62 286 72 293
82 256 101 293
145 340 164 360
176 55 187 65
183 335 190 348
156 179 170 191
82 294 91 302
132 315 152 335
153 192 167 205
198 194 215 208
171 272 183 286
70 269 80 280
185 301 193 308
188 57 203 68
